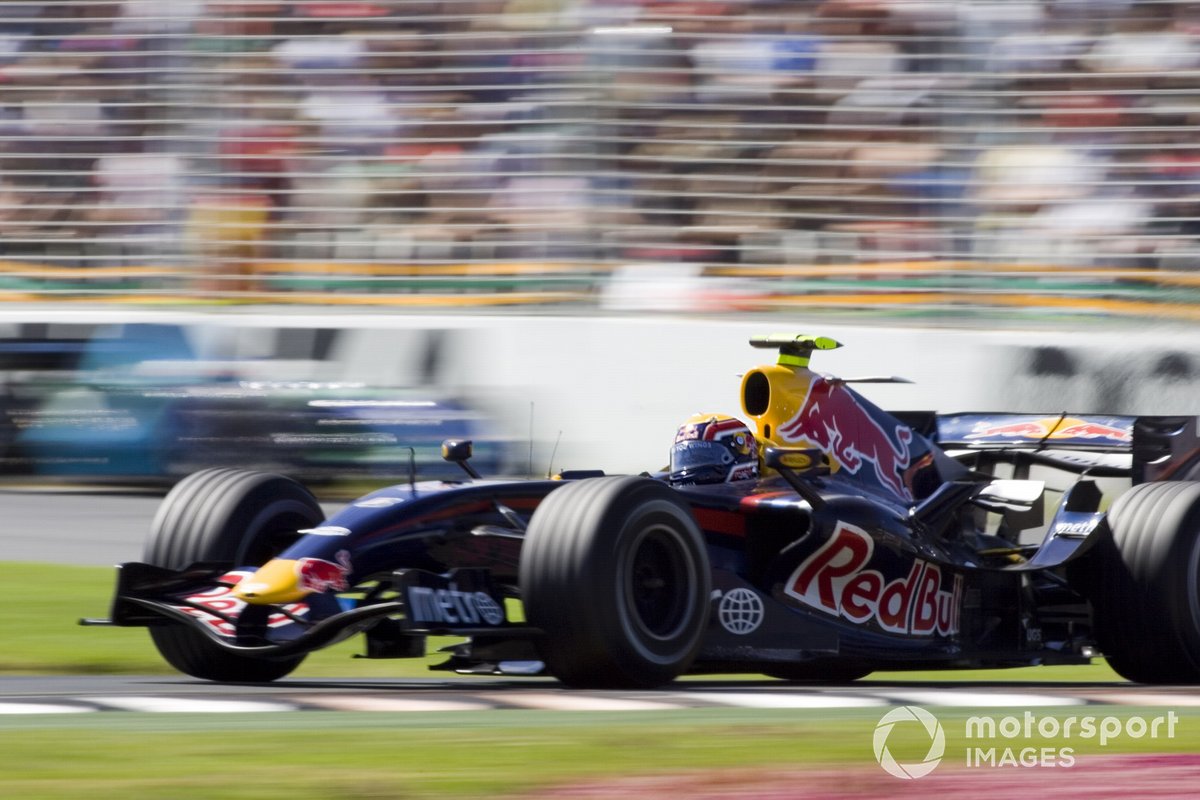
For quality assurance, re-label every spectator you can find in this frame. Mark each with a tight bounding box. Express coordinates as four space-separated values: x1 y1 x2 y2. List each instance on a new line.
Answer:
2 0 1200 291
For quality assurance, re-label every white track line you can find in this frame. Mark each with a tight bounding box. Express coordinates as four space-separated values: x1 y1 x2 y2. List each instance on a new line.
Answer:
676 692 886 709
82 696 297 713
877 690 1085 707
482 692 683 711
0 702 94 715
295 696 493 713
1082 692 1200 707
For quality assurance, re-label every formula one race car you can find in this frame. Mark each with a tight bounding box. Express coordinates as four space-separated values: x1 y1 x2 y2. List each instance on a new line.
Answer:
87 334 1200 687
0 323 503 484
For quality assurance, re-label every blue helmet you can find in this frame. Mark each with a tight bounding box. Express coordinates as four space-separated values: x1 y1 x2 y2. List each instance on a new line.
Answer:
669 413 759 485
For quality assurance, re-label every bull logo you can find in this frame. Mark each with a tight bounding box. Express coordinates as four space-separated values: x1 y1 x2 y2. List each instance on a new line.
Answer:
778 378 913 501
296 550 352 593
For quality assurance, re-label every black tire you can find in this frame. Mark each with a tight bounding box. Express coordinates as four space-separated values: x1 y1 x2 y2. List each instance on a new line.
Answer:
1091 481 1200 683
143 468 324 682
763 661 872 683
519 476 711 689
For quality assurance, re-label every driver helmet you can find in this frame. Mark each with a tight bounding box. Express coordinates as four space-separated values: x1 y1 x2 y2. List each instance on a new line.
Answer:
669 413 759 485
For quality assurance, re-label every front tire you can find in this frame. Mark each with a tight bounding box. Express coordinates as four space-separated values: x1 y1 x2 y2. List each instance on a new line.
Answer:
519 476 711 688
144 468 324 682
1090 481 1200 683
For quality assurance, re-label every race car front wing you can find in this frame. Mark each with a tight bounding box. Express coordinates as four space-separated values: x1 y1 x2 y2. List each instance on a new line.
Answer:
82 563 539 660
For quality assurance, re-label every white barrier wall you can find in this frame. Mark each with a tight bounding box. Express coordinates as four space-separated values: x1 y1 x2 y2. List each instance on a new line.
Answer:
413 318 1200 475
3 310 1197 476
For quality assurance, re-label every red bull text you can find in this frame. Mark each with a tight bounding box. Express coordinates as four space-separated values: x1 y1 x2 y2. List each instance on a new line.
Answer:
785 522 962 637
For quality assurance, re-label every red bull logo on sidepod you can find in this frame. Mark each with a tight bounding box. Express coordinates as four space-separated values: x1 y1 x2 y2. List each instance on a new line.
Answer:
785 522 962 637
777 377 914 501
296 550 352 593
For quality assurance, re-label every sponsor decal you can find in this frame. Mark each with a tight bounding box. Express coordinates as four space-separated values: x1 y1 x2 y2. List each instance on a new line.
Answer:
1052 519 1099 537
296 550 352 593
354 496 403 509
778 451 814 470
777 378 913 500
964 416 1132 443
174 571 308 638
407 583 506 626
473 592 506 626
717 588 765 635
298 525 352 537
785 521 962 637
727 462 757 481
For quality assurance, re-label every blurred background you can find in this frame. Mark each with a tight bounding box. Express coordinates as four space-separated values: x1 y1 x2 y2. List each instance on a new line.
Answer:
1 0 1200 489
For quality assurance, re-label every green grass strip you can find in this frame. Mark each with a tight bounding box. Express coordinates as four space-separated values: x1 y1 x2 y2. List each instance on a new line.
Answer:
0 708 1197 799
1 562 1123 682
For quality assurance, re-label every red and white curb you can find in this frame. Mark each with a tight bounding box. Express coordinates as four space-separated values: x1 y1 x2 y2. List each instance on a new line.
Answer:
0 688 1138 715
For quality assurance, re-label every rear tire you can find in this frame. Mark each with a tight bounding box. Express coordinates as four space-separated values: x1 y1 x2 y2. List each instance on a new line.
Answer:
143 468 324 682
1090 481 1200 683
519 476 711 689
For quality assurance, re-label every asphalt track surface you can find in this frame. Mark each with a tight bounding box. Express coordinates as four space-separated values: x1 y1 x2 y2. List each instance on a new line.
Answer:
1 488 346 566
1 489 1190 712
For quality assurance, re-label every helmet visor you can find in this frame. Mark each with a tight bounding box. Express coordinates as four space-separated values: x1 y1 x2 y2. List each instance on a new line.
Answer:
670 440 734 473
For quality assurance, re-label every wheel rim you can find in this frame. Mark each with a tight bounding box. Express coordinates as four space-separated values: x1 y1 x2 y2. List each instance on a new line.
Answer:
622 523 697 643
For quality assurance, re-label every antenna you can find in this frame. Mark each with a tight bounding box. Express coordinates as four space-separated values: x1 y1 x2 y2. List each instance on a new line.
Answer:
405 446 417 497
528 401 534 478
546 430 562 479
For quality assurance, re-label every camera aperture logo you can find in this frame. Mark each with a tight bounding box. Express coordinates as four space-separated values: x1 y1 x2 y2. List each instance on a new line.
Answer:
873 706 946 779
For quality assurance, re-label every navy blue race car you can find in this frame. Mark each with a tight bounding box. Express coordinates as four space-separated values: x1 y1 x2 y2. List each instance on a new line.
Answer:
88 334 1200 687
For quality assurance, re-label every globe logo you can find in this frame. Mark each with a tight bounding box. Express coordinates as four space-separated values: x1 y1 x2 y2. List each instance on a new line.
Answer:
473 592 505 626
873 706 945 780
717 588 764 635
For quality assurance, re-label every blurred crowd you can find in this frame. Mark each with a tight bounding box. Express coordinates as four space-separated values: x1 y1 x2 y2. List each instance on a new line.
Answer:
0 0 1198 282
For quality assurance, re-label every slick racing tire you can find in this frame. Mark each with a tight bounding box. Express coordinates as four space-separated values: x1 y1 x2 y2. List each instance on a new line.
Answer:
519 476 711 689
1091 481 1200 684
143 468 324 682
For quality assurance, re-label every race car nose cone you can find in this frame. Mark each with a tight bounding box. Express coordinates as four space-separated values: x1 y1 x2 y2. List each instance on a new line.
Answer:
231 559 307 605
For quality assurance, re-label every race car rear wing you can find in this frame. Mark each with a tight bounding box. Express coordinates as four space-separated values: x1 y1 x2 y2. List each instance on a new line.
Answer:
919 413 1200 484
934 413 1135 450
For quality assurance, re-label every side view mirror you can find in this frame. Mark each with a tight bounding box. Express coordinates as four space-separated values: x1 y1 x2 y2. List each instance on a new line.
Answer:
763 447 829 508
764 447 830 477
441 439 481 479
